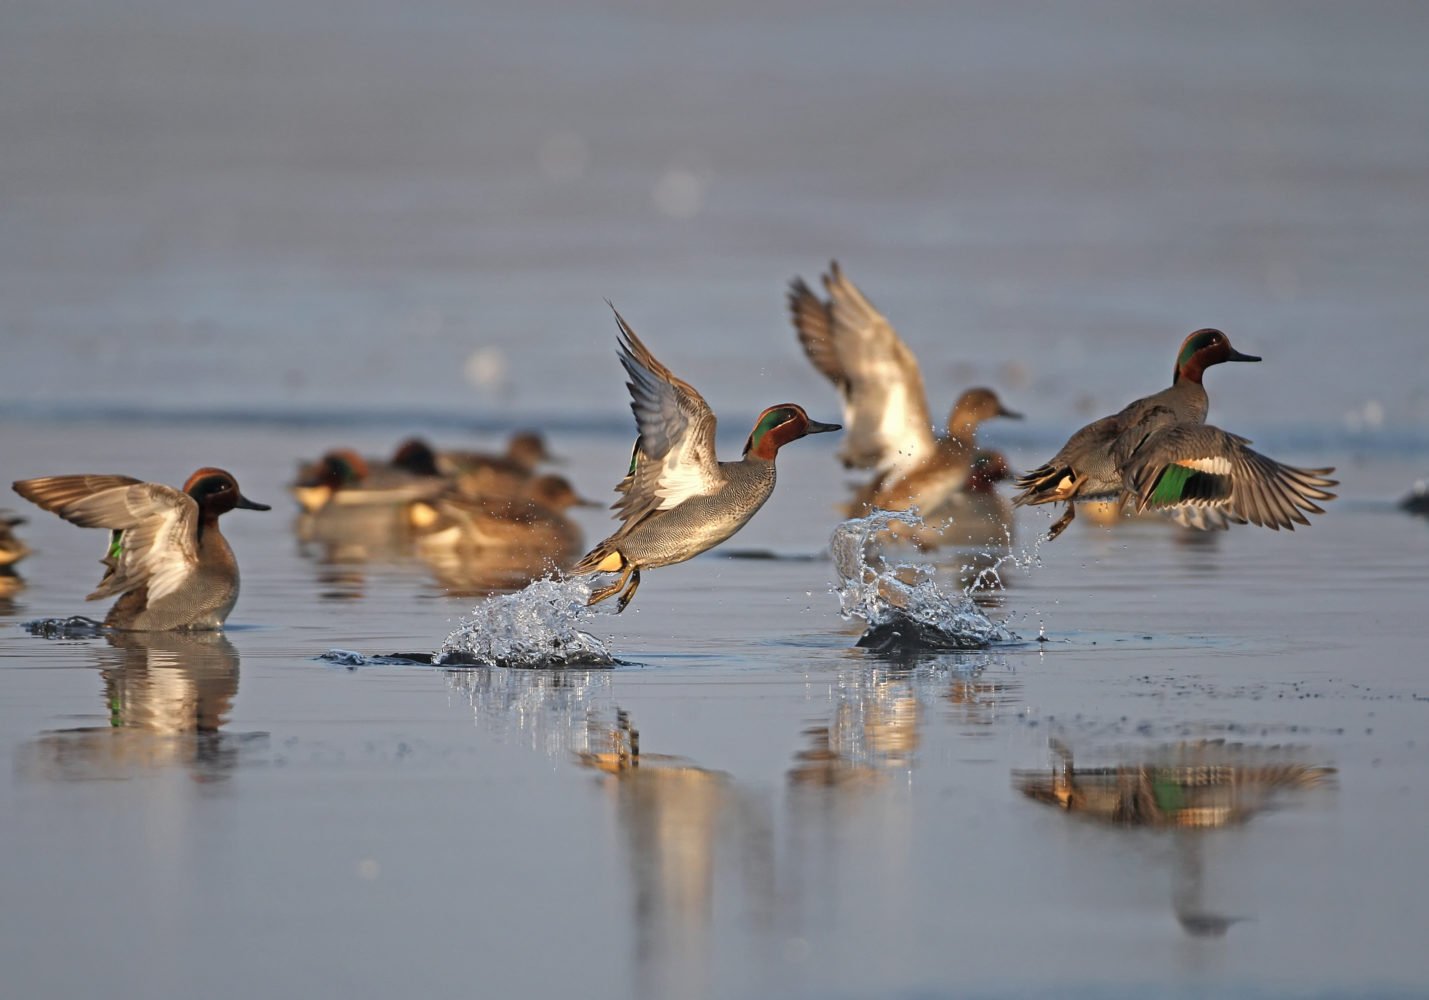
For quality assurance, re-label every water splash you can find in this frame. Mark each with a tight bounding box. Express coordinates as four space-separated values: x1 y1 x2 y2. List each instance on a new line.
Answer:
830 509 1014 651
436 575 615 668
319 649 429 667
23 616 110 639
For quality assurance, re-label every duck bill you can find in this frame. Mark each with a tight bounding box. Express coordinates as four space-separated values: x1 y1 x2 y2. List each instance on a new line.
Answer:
575 496 603 508
236 493 272 512
805 419 842 435
997 405 1023 420
1227 349 1261 363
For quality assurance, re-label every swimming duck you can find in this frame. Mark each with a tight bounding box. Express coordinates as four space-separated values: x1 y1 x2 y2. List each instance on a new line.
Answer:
11 468 270 630
291 441 447 513
410 474 596 561
1012 329 1337 540
411 474 598 593
573 308 840 611
789 262 1019 483
1400 480 1429 516
931 449 1017 549
0 512 30 568
437 430 557 481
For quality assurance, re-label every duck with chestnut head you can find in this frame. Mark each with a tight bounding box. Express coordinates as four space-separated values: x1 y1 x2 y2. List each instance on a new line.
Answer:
13 468 270 630
1013 329 1336 541
574 308 840 611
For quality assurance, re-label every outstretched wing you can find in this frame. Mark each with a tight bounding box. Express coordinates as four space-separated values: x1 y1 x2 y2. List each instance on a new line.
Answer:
820 262 936 475
13 475 200 600
608 308 722 525
1123 424 1337 530
787 276 847 393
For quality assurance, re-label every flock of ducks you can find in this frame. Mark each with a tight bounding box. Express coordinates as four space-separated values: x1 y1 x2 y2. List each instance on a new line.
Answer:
6 261 1365 632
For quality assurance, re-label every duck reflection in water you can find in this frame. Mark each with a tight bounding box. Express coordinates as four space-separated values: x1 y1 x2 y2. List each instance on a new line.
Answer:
577 710 776 1000
1016 738 1335 936
17 630 263 784
789 667 921 791
0 511 30 608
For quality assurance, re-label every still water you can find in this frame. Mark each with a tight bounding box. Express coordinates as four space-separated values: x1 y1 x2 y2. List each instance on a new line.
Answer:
3 2 1429 998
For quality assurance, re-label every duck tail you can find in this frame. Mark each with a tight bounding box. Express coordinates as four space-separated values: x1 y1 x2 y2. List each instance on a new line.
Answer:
1011 463 1074 507
572 538 626 577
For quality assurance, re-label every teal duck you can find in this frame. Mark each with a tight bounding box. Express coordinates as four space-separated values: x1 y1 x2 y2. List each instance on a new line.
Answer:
1013 329 1336 539
12 468 270 630
574 308 840 611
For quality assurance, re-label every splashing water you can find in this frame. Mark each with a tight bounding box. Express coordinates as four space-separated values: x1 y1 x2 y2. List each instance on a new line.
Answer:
23 616 110 639
436 575 616 668
830 509 1014 651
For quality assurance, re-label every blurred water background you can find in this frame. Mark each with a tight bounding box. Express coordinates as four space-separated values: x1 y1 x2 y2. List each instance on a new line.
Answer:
3 2 1428 998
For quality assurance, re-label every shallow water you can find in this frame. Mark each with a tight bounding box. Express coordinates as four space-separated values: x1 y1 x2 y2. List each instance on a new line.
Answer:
4 3 1429 998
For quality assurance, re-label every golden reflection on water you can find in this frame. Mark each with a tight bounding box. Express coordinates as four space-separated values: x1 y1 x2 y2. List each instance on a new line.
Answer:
454 659 1018 997
1016 739 1336 936
295 504 579 598
17 631 259 783
790 671 920 788
0 569 25 612
577 709 773 1000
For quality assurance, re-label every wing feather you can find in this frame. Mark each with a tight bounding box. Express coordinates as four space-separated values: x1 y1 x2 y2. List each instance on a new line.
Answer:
1123 425 1337 530
607 308 722 524
820 262 935 474
787 277 846 392
13 475 200 601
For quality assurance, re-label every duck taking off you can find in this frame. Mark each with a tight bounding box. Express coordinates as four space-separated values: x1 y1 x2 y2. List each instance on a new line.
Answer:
788 262 1021 535
13 468 270 630
573 308 840 611
1012 329 1336 540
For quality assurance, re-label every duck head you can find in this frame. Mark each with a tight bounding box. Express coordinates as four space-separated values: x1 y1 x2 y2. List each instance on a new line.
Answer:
1173 328 1260 385
528 474 601 511
390 438 442 477
742 404 841 460
292 449 367 511
183 468 270 519
507 431 558 469
948 387 1022 437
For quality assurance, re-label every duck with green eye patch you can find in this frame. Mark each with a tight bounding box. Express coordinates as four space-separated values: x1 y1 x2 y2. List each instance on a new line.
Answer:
574 307 840 612
1013 328 1336 541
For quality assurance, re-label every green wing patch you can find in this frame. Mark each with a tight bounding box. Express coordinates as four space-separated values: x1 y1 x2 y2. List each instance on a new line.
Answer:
1149 464 1196 506
1148 462 1231 507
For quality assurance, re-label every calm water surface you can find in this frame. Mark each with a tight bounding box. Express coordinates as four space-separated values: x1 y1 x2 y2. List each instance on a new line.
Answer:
3 2 1429 998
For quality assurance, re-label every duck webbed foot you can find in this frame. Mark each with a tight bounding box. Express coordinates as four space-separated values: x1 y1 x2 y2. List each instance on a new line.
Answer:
587 561 636 608
1046 503 1077 541
613 569 641 613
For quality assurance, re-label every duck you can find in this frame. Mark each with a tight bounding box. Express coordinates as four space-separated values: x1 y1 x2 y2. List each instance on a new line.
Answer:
11 468 270 630
411 474 599 594
410 474 597 563
853 386 1022 519
933 449 1017 549
789 262 1021 483
1012 328 1337 540
290 441 447 514
1400 480 1429 516
0 511 30 569
573 307 840 611
788 264 1022 528
437 430 557 482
